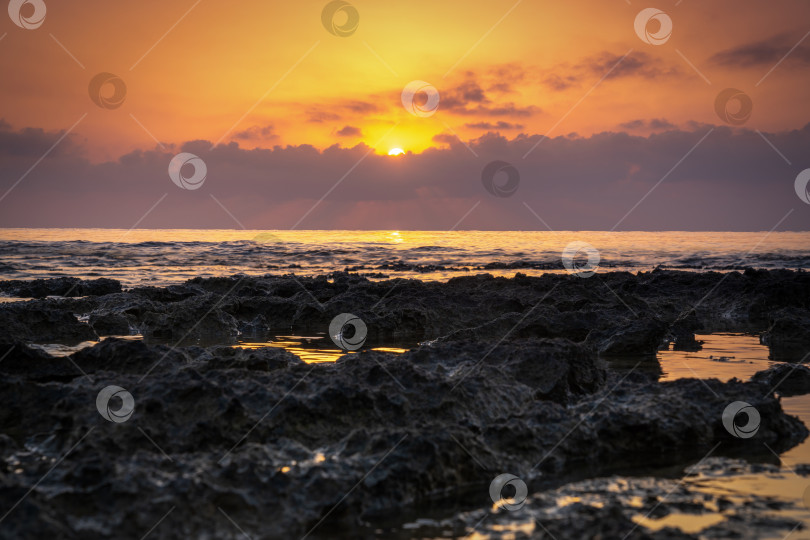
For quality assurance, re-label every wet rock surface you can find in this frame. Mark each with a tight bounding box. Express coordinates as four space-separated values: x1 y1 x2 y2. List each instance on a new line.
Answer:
0 277 121 299
0 302 97 344
761 308 810 362
426 459 805 540
0 270 809 538
0 269 808 357
752 363 810 396
0 337 807 539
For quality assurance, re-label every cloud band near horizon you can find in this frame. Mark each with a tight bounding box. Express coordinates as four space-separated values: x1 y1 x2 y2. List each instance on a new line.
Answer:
0 120 808 231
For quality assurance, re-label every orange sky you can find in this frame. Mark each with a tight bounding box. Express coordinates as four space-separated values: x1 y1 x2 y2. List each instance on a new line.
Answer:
2 0 809 161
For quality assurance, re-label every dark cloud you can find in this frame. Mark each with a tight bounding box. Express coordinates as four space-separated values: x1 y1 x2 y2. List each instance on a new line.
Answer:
440 80 489 110
0 123 808 231
593 51 681 80
542 51 681 91
620 119 645 130
336 125 362 137
444 100 537 118
431 133 458 145
440 78 538 118
476 104 537 117
465 121 524 130
306 109 342 123
233 125 278 141
341 100 383 114
0 122 83 158
306 99 383 124
710 33 810 68
649 118 675 130
488 64 526 85
620 118 676 131
449 80 488 104
543 74 579 91
487 82 515 94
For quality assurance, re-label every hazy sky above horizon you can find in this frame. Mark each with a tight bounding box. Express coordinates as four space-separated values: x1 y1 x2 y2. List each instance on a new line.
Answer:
1 0 809 230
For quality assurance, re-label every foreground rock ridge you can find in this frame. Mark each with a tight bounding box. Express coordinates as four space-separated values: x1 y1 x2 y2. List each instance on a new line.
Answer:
0 269 808 539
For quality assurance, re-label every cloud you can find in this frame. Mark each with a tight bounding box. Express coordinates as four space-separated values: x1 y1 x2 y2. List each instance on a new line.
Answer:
620 118 676 131
306 109 342 123
431 133 458 145
541 51 681 91
487 82 515 94
234 125 278 141
440 77 539 118
446 80 488 105
543 74 579 91
710 33 810 68
336 126 362 137
306 99 384 123
487 64 526 87
0 122 808 231
0 121 83 158
649 118 675 130
465 121 524 130
590 51 681 80
341 100 383 114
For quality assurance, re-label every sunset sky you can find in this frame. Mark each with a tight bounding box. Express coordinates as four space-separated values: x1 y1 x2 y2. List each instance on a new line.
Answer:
1 0 809 230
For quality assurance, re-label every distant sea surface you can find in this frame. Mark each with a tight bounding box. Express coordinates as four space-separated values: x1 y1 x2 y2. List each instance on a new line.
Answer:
0 229 808 288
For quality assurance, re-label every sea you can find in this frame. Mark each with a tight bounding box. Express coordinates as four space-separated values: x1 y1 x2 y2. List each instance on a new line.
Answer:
0 229 807 287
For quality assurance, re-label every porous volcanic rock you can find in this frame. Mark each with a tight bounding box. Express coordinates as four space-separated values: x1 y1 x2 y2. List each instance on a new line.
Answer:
0 277 121 298
0 337 805 538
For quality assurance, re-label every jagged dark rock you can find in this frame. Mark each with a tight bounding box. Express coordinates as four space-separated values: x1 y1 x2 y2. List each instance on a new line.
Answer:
0 302 97 343
88 312 131 336
0 336 806 538
1 270 809 538
0 277 121 298
0 270 807 355
752 363 810 396
761 308 810 362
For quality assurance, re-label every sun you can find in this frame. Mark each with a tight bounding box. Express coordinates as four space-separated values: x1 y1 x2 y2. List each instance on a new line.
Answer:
388 148 405 156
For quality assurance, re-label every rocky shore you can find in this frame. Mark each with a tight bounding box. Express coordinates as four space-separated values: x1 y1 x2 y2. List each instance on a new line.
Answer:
1 269 809 539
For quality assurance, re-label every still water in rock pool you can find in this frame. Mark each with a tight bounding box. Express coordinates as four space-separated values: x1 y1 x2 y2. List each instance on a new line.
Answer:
607 333 810 539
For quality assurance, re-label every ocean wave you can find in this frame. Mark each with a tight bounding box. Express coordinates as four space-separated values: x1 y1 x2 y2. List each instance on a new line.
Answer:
0 230 807 287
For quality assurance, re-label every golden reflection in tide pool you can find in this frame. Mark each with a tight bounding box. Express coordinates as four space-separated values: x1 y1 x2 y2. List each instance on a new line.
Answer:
466 520 535 540
632 513 725 534
236 336 408 364
652 332 810 537
676 470 810 538
657 333 772 383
